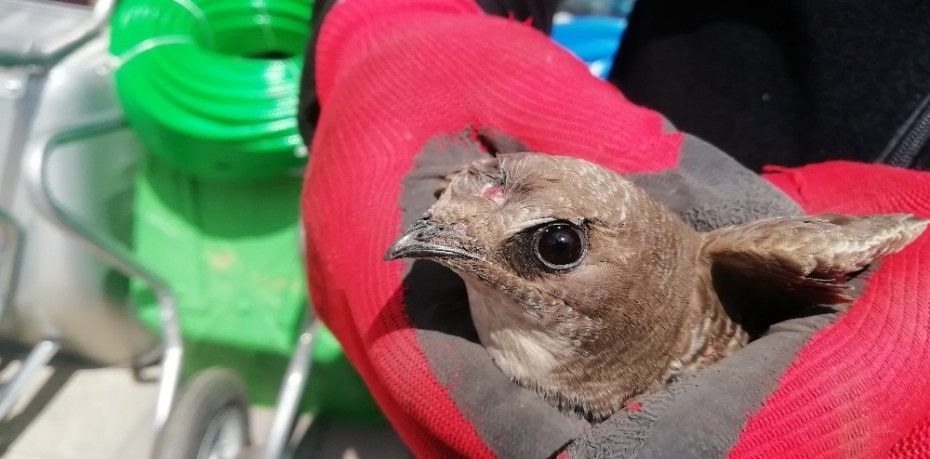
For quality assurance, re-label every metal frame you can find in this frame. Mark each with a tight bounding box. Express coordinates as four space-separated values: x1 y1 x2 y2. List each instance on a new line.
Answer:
0 339 59 419
22 111 183 442
0 180 38 423
261 213 318 458
18 110 320 458
0 208 25 323
0 69 45 209
263 319 318 459
2 4 320 455
0 0 120 426
0 0 117 66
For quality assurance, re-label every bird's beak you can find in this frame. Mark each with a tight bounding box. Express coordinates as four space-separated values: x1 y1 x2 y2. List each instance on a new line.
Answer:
384 219 479 261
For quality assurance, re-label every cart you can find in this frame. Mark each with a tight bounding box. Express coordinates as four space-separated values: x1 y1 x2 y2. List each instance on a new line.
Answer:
0 1 382 457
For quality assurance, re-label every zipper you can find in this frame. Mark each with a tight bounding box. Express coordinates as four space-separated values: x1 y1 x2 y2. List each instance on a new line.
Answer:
879 94 930 168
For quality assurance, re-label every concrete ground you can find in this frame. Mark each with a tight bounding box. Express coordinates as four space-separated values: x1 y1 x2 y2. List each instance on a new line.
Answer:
0 344 410 459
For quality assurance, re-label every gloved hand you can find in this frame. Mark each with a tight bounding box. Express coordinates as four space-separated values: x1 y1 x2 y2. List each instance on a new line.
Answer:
299 1 930 457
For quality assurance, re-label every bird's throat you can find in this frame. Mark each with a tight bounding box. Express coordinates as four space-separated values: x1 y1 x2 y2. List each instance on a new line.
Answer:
461 276 572 386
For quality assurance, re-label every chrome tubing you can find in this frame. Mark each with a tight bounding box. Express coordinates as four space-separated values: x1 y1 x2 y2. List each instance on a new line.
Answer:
263 320 318 459
0 207 24 322
0 339 59 420
22 111 183 442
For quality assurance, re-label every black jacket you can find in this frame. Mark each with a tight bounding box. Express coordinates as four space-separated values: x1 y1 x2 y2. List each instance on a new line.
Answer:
612 0 930 171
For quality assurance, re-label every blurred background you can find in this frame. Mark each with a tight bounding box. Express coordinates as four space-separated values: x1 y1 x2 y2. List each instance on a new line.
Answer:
0 0 631 457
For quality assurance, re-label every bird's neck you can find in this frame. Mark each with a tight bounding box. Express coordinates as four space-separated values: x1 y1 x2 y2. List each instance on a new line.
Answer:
458 263 749 421
669 268 748 379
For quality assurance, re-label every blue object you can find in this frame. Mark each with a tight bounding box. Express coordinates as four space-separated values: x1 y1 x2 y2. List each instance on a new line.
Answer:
551 15 627 79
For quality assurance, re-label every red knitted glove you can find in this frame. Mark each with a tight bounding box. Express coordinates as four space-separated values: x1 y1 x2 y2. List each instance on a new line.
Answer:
300 1 930 457
302 4 675 456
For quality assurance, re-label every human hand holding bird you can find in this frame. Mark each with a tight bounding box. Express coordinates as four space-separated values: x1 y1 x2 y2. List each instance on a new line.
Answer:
386 153 928 421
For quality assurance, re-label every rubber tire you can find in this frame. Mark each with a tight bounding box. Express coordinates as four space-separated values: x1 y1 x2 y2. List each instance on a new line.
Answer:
154 367 251 459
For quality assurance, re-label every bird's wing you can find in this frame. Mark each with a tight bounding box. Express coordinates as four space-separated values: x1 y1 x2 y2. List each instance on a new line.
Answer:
701 214 928 303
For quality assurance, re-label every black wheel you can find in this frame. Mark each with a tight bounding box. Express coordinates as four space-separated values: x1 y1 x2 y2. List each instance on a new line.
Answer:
154 367 251 459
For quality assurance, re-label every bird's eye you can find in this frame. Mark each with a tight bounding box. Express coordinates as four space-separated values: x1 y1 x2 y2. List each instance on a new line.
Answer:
533 222 586 270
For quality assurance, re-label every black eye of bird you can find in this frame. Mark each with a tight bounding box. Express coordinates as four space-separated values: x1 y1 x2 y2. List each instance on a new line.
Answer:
533 222 587 270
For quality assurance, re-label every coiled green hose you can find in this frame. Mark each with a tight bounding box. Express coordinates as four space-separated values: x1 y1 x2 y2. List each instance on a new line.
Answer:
110 0 312 180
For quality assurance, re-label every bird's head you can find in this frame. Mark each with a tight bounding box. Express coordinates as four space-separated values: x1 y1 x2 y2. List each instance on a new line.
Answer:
385 153 705 418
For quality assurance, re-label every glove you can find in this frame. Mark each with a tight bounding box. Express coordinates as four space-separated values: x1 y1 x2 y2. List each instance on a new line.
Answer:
299 1 930 457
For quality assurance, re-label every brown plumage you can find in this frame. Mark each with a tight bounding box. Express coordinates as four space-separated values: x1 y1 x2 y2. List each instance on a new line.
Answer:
385 153 928 421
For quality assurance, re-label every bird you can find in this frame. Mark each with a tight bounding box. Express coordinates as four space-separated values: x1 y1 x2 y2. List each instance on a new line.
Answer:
384 153 928 421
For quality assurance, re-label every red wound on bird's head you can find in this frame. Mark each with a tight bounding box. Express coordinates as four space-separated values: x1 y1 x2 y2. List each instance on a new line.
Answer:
480 184 506 204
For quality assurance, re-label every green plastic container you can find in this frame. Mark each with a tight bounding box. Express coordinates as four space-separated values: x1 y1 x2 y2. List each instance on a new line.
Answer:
114 0 381 421
131 155 382 421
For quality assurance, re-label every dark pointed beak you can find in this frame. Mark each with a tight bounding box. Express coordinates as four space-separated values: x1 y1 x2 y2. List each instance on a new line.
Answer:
384 219 479 261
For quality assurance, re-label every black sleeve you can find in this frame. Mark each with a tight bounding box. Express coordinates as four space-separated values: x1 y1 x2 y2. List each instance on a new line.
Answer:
297 0 562 146
609 0 930 172
296 0 338 147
